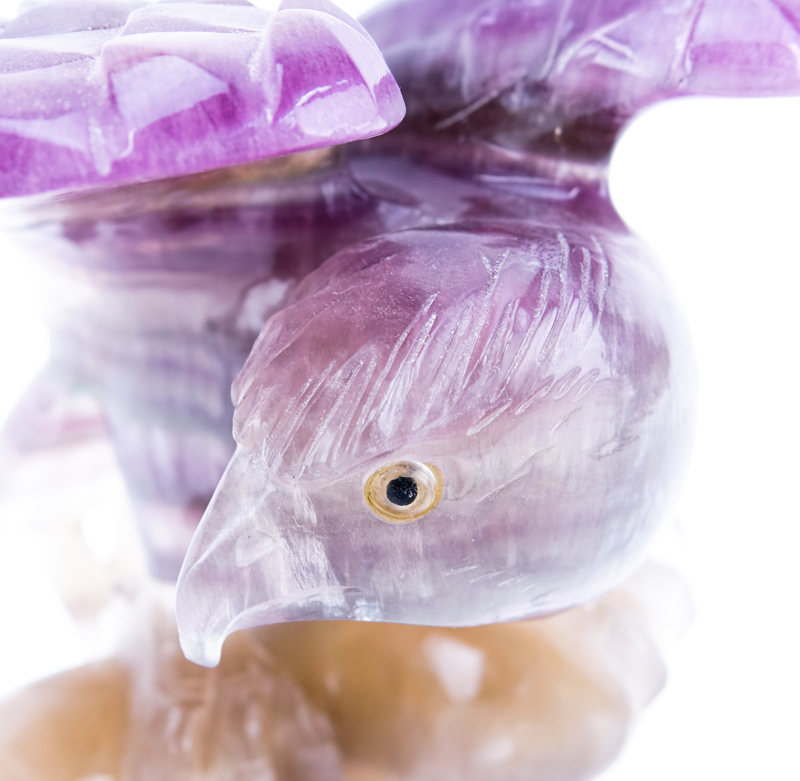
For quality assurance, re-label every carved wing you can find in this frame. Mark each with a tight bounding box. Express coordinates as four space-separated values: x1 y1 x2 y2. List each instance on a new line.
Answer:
363 0 800 159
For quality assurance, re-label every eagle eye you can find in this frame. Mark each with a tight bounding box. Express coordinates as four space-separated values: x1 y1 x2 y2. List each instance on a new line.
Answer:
364 460 442 523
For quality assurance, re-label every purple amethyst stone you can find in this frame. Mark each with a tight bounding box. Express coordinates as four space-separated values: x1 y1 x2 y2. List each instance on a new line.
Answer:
0 0 405 197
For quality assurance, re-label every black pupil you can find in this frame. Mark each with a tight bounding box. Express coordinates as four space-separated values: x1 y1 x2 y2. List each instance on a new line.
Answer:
386 476 418 506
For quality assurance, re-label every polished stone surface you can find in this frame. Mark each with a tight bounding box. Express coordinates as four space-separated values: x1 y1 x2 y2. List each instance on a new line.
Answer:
363 0 800 159
0 566 688 781
176 150 694 666
0 0 404 197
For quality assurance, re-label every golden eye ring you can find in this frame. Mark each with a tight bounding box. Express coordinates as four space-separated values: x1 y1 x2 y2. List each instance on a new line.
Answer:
363 460 443 523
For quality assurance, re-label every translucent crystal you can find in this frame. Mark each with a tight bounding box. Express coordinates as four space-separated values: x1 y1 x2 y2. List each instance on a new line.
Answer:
120 596 342 781
363 0 800 159
0 0 404 197
262 565 689 781
4 0 798 779
6 149 375 578
175 151 695 666
0 566 689 781
174 0 800 666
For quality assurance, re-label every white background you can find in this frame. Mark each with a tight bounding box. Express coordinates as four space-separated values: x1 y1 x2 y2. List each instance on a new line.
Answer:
0 0 798 779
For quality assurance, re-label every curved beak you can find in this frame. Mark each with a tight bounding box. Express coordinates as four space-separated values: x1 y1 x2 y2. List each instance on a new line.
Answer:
176 447 355 667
